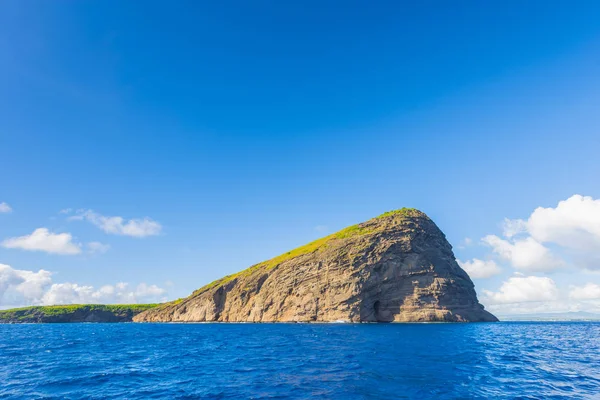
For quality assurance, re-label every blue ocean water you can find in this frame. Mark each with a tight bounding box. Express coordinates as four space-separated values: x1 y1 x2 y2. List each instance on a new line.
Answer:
1 322 599 399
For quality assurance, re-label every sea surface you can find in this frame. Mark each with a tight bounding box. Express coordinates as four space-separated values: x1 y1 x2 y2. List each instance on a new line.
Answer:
1 322 599 399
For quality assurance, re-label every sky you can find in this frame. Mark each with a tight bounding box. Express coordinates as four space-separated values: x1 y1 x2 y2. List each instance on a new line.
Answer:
1 1 600 315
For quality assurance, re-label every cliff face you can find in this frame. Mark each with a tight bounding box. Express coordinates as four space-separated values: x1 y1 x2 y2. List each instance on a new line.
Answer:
135 209 497 323
0 304 157 323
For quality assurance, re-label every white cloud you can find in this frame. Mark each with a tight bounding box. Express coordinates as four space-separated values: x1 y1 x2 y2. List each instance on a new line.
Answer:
497 195 600 270
527 195 600 250
86 241 110 255
468 195 600 314
482 275 559 304
0 263 166 307
569 283 600 300
457 258 502 279
0 202 12 213
41 282 166 305
475 195 600 273
0 263 52 306
59 208 73 214
70 210 162 238
482 235 563 272
1 228 82 255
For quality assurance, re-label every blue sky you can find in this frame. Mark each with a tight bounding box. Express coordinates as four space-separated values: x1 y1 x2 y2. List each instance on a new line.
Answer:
1 1 600 314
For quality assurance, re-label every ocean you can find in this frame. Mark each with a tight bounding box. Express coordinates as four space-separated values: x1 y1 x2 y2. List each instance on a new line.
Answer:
1 322 599 399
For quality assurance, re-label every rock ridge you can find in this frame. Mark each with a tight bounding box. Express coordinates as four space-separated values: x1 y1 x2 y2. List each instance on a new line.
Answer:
135 208 497 323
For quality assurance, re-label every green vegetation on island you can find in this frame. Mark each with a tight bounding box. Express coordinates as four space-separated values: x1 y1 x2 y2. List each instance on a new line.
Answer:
0 304 159 323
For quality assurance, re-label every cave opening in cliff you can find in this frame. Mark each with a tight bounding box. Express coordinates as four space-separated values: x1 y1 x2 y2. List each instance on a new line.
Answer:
373 300 381 321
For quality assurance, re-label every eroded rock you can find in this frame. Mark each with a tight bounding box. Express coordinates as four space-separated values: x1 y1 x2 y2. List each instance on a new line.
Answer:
135 209 497 323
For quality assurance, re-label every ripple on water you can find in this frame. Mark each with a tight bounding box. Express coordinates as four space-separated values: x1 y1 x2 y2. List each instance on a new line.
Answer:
0 322 599 399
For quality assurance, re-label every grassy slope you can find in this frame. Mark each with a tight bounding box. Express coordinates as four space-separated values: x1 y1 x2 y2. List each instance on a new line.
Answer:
0 304 159 322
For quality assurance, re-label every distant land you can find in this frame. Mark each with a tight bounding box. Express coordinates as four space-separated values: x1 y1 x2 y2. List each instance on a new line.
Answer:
0 304 157 323
3 307 596 324
136 208 497 323
499 311 600 321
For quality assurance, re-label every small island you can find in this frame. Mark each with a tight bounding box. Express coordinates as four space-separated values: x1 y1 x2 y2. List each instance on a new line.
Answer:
0 304 158 323
136 208 497 323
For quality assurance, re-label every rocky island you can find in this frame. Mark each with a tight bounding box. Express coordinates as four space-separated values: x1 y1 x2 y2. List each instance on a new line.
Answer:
0 304 158 323
135 208 497 323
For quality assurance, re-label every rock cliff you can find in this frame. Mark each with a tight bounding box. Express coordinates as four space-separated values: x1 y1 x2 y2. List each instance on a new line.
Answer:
135 209 497 323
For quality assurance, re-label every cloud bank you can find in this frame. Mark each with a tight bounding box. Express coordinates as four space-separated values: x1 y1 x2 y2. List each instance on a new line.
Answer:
569 283 600 301
482 275 559 304
481 235 563 272
0 263 166 308
461 195 600 277
496 194 600 271
458 194 600 315
481 275 600 315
